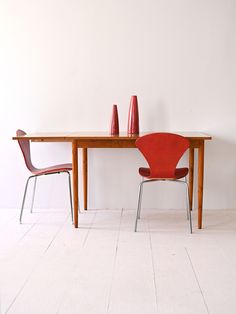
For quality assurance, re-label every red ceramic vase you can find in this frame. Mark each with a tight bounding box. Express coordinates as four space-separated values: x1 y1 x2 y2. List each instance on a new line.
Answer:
127 95 139 134
110 104 119 135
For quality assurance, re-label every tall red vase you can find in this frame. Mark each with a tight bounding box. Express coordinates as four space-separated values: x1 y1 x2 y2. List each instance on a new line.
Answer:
127 95 139 134
110 104 119 135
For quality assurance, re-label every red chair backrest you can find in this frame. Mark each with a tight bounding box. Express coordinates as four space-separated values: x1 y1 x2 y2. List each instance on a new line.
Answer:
16 129 35 172
136 133 190 178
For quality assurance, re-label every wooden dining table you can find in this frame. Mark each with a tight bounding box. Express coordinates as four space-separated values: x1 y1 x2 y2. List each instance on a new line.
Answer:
13 131 212 229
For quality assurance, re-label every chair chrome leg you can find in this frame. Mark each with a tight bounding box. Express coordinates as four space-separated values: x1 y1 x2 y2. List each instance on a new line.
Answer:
184 177 189 220
185 181 192 234
138 177 144 219
30 176 37 213
20 176 33 223
135 181 144 232
66 171 74 223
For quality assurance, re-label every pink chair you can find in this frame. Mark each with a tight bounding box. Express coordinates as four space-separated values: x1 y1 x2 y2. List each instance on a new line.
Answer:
135 133 192 233
16 130 73 223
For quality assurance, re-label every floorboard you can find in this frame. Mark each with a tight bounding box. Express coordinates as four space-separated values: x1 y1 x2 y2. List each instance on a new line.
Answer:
0 208 236 314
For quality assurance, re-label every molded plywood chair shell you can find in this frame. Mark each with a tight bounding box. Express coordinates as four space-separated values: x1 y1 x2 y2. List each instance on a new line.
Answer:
16 129 73 223
135 133 192 233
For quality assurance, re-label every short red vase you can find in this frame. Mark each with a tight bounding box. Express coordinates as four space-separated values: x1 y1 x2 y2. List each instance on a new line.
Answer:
110 104 119 135
127 95 139 134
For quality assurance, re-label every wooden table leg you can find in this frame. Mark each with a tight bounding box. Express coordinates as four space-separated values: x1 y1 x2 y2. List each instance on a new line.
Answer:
83 148 88 210
198 141 204 229
188 147 194 210
72 141 79 228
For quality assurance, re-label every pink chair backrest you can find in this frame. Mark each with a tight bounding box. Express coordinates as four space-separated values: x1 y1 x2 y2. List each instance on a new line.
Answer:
136 133 190 178
16 129 35 173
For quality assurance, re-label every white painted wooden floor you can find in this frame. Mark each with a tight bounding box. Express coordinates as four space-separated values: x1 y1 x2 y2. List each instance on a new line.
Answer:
0 207 236 314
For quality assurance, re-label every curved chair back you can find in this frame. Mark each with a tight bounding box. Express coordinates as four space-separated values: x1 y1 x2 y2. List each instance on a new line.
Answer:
136 133 190 179
16 129 35 173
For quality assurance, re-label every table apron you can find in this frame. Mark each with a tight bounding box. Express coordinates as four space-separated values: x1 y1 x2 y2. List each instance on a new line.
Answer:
76 140 136 148
189 139 204 149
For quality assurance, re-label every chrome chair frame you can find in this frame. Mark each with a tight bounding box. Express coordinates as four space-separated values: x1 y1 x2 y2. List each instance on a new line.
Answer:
20 170 73 223
134 177 192 233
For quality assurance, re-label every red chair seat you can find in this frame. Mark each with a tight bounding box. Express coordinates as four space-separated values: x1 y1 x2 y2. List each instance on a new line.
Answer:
33 163 72 176
139 167 189 179
135 133 192 233
16 129 74 224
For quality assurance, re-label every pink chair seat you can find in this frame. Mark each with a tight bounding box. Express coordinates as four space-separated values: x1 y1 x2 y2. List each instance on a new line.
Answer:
139 167 189 179
32 163 72 175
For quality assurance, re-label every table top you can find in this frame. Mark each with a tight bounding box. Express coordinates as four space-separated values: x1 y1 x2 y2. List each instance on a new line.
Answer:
13 131 212 141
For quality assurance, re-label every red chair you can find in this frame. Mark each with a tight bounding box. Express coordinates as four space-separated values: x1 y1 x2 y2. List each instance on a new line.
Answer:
135 133 192 233
16 130 73 223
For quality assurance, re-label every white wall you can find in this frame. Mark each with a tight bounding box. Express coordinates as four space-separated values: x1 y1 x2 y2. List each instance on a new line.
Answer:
0 0 236 211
